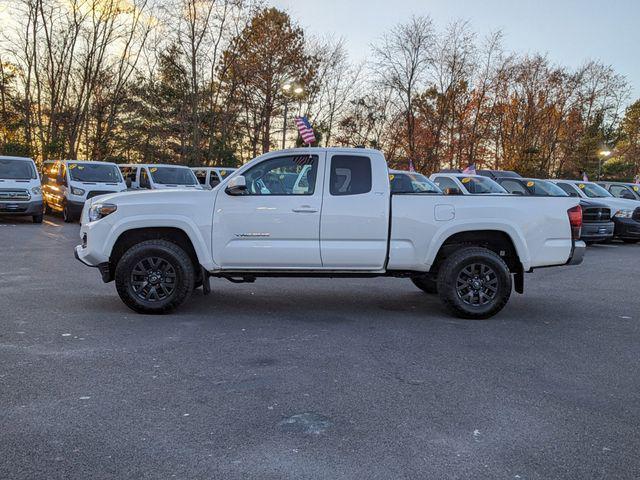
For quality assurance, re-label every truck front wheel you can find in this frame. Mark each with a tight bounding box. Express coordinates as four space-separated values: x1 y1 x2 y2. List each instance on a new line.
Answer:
437 247 512 319
115 239 195 314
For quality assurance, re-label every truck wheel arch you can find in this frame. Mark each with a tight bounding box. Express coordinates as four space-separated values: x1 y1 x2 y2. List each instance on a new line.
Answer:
109 227 201 282
430 230 524 276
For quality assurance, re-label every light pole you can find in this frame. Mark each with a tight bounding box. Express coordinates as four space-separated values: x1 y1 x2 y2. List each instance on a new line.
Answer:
281 82 304 149
598 149 611 181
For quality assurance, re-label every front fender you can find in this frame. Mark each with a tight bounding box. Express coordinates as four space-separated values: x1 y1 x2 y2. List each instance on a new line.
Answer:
105 214 217 270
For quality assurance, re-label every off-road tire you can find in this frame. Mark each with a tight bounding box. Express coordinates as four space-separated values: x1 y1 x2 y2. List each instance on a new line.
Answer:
115 239 195 314
437 246 512 319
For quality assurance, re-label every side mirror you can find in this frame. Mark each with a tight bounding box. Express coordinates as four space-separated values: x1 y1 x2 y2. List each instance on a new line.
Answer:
445 187 462 195
225 175 247 195
125 178 132 189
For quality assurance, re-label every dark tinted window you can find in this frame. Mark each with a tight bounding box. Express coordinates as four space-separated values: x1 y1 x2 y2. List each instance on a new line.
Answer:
68 163 122 182
330 155 371 196
556 182 580 197
432 176 459 193
500 179 528 195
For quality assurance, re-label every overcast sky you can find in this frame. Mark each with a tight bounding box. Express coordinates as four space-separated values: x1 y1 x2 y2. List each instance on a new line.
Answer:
271 0 639 100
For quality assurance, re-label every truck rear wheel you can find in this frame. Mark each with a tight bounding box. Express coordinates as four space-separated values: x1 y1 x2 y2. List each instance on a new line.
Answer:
115 239 195 314
437 247 512 319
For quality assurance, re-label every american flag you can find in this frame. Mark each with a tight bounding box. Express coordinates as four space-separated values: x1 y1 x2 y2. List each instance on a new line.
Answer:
295 116 316 145
462 163 476 175
293 155 314 166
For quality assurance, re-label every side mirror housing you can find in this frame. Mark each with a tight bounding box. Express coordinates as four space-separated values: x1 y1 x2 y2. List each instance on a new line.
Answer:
125 178 132 189
225 175 247 195
445 187 462 195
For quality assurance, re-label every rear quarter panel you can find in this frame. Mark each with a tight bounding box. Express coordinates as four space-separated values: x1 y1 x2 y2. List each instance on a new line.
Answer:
389 195 579 271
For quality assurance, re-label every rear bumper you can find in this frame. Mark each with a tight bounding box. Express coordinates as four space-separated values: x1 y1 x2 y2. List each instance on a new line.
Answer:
0 199 43 216
614 217 640 240
566 240 586 266
581 222 614 241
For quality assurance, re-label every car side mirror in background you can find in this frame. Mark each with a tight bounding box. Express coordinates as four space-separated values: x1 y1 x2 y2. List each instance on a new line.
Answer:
125 178 132 189
225 175 247 195
445 187 462 195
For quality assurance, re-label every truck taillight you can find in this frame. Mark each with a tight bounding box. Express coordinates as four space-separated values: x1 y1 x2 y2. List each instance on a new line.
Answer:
567 205 582 240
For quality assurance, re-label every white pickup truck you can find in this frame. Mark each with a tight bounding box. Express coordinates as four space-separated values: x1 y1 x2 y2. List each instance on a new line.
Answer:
75 148 585 319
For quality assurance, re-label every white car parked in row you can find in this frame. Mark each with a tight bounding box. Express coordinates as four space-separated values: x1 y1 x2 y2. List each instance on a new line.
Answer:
42 160 126 222
429 173 509 195
119 164 202 190
75 148 585 319
0 156 44 223
192 167 237 189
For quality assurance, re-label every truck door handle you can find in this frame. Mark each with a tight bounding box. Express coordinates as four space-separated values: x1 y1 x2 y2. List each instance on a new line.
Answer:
292 206 318 213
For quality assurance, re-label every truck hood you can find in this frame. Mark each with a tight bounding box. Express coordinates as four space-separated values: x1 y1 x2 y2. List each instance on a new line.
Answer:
587 197 639 212
0 178 41 190
86 188 211 208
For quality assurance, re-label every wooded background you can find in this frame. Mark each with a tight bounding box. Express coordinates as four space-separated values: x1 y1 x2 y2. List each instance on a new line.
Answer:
1 0 639 179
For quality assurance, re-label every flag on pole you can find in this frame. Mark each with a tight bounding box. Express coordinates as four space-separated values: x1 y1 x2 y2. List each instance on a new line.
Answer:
408 158 415 172
462 163 476 175
583 171 589 182
294 116 316 145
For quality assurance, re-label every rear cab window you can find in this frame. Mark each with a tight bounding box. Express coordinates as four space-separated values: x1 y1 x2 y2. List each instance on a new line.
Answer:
329 155 372 196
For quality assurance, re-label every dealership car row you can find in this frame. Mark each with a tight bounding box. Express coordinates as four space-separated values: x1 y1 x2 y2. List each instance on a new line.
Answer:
1 154 639 246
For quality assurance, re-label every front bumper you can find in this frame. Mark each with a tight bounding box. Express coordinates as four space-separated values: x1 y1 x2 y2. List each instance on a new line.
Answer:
74 245 112 282
613 217 640 240
0 199 43 216
566 240 586 266
581 221 614 241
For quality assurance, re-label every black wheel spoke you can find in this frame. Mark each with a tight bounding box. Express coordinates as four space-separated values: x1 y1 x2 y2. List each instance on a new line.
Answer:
130 256 177 303
455 262 499 307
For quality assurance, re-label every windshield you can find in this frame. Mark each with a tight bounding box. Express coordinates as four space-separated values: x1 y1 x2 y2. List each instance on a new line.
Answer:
525 180 568 197
218 169 234 180
390 172 441 194
149 166 198 185
68 163 122 183
0 158 36 180
575 182 612 198
459 176 507 194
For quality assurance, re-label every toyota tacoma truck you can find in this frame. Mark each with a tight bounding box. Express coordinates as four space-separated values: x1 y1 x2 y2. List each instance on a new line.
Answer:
74 148 585 319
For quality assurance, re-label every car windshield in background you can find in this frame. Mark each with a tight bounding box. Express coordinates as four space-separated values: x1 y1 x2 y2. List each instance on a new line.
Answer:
68 163 122 183
525 180 568 196
460 176 507 194
150 167 198 185
390 173 441 194
576 183 612 198
0 159 36 179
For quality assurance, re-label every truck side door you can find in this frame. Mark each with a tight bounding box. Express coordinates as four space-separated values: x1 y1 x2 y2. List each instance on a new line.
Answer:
320 153 390 269
212 153 324 269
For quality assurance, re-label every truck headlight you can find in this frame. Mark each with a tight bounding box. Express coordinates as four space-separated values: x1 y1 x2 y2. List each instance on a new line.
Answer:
89 203 117 222
71 187 85 196
31 186 41 195
614 209 633 218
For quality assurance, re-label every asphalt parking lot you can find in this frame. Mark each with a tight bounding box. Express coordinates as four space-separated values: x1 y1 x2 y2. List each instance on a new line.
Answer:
1 216 639 480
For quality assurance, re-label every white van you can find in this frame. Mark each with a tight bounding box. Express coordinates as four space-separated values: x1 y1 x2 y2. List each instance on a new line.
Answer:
120 164 202 190
0 156 44 223
191 167 237 189
42 160 126 222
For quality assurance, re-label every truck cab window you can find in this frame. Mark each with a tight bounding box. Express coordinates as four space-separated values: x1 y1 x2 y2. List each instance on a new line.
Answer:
243 155 318 195
330 155 371 196
501 180 528 195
